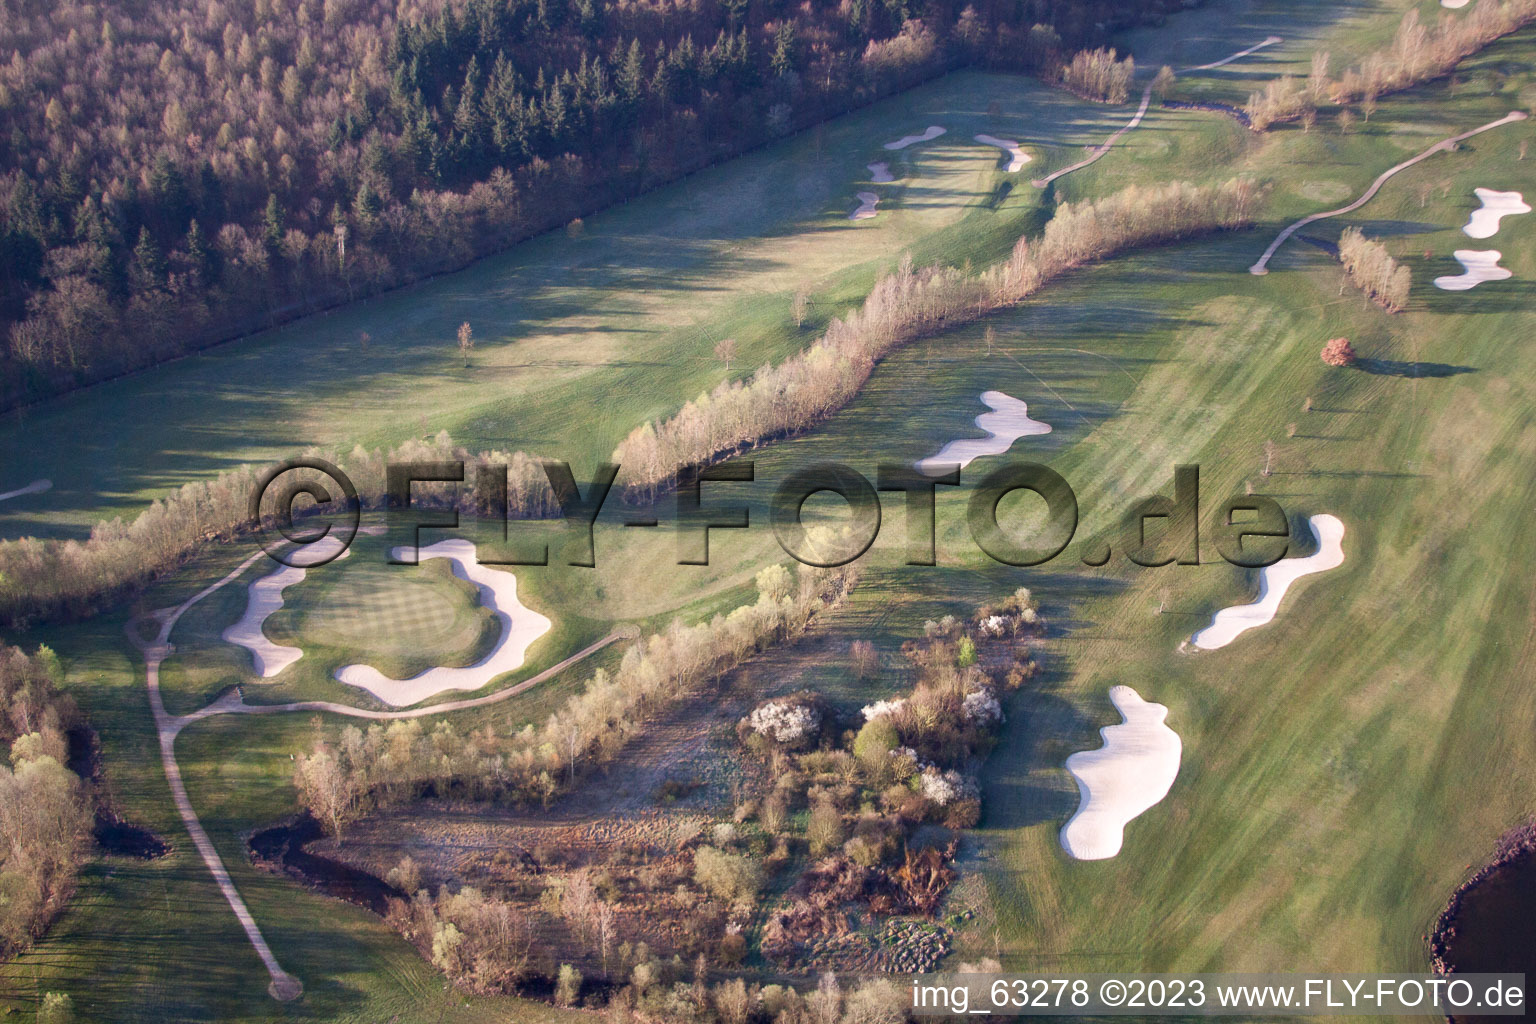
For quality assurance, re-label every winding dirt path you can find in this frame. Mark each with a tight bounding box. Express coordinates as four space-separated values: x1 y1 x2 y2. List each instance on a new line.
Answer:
127 552 304 1001
183 626 637 726
0 478 51 502
1249 111 1529 274
1028 37 1285 190
126 546 635 1001
1186 35 1283 71
1033 85 1154 189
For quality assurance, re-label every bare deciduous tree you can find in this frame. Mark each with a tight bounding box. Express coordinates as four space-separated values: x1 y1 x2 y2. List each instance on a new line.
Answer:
850 639 878 678
457 322 474 367
791 287 811 327
1061 47 1135 103
714 337 738 373
1339 227 1410 312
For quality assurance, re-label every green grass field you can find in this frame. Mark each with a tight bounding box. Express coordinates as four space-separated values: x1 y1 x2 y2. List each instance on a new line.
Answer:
4 0 1536 1018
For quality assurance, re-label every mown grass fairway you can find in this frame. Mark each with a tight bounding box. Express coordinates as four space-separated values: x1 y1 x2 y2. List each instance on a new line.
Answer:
3 0 1536 1019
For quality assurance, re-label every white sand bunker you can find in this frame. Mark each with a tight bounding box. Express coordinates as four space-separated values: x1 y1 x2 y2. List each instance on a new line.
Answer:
867 161 894 183
335 539 552 707
1434 249 1512 290
974 134 1031 172
223 534 354 677
0 478 51 503
916 390 1051 475
1442 0 1470 8
850 192 880 220
1463 188 1529 238
884 126 946 150
1190 514 1346 651
1060 685 1182 861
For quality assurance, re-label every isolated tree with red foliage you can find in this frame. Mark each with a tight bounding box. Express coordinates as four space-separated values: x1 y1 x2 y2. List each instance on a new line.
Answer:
1321 337 1358 367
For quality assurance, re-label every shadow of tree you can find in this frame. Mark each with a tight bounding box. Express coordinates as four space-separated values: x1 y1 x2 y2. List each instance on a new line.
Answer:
1354 358 1476 378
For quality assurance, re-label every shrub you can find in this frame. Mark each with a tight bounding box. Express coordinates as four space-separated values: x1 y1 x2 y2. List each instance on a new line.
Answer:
1321 337 1358 367
37 993 74 1024
692 846 764 905
853 718 900 772
555 963 582 1007
717 932 749 968
807 795 846 856
385 855 422 895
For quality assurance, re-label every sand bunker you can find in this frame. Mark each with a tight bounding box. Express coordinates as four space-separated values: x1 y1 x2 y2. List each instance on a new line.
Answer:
1463 188 1529 238
1060 686 1182 861
916 391 1052 475
1434 249 1512 290
1250 111 1527 273
884 126 946 150
850 192 880 220
0 478 51 503
1190 514 1346 651
973 134 1031 172
1442 0 1470 8
223 535 354 677
867 161 894 183
335 539 552 707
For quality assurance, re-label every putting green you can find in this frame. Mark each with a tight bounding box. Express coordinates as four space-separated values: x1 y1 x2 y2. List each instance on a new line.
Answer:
291 559 493 665
4 0 1536 1019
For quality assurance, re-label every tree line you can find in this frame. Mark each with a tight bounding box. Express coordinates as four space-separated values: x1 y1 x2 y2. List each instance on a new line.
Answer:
0 431 563 628
1338 227 1410 313
613 176 1261 497
1242 2 1536 130
0 0 1180 410
0 645 92 961
1059 46 1134 103
0 177 1258 630
294 560 858 837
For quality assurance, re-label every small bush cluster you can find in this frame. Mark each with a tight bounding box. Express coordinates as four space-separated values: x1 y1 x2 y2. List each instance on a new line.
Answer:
746 591 1043 963
0 645 92 960
1059 46 1135 103
1338 227 1410 312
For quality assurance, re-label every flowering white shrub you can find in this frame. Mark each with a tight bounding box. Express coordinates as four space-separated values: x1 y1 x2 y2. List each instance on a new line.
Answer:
747 700 820 743
962 689 1003 723
861 697 907 721
979 614 1010 638
919 767 977 807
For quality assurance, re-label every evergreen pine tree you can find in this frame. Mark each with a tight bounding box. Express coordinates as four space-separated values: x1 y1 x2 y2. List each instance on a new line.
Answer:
132 226 166 290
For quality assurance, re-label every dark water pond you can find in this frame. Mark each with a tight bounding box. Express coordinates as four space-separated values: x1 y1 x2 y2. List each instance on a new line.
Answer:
94 814 170 859
1434 836 1536 1023
248 813 401 915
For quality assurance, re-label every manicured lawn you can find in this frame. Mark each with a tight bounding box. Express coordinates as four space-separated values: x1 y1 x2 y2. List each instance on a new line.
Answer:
4 0 1536 1018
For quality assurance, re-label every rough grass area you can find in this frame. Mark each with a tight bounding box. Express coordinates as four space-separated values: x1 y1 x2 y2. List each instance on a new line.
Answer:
3 0 1535 1018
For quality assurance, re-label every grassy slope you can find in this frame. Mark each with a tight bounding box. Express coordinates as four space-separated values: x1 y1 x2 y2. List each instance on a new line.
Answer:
0 70 1087 542
5 0 1535 1017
